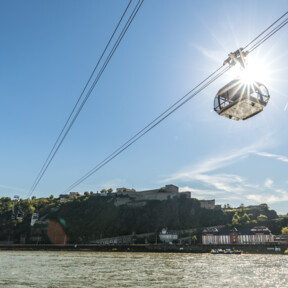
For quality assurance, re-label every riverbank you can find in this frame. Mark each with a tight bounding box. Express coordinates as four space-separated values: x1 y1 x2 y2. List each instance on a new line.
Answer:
0 243 287 254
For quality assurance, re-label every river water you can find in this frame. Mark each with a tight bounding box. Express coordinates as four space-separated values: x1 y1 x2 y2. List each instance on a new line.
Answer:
0 251 287 287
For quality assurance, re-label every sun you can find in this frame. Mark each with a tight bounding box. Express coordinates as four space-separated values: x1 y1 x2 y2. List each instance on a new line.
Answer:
226 52 271 86
238 55 270 85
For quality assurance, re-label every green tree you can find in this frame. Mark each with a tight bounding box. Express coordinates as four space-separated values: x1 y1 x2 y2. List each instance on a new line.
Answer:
192 235 197 244
257 214 268 222
281 227 288 235
27 205 35 214
240 203 245 212
240 213 250 225
107 188 113 194
232 212 240 225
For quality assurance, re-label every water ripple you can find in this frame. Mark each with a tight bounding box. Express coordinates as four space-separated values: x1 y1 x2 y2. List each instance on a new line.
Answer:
0 251 287 287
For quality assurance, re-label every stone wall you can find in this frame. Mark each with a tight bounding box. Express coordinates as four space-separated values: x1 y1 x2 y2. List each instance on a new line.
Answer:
199 200 215 210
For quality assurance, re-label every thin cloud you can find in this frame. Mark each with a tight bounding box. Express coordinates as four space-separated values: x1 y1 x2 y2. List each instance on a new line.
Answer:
162 143 264 184
161 139 288 208
193 173 246 194
0 184 27 194
264 178 274 189
179 186 227 197
179 186 246 202
255 152 288 163
189 43 223 64
100 178 130 191
247 191 288 204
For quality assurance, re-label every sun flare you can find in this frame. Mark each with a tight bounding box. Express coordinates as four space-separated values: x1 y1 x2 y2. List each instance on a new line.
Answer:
238 56 270 85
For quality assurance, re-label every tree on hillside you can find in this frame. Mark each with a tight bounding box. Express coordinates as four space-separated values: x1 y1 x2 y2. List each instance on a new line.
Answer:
192 235 197 244
257 214 268 222
281 227 288 235
232 212 240 225
240 213 250 225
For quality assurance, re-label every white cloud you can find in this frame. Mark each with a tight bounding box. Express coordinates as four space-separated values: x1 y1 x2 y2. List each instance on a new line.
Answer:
162 142 268 196
189 44 223 64
0 184 28 194
247 190 288 204
264 178 274 188
161 140 288 208
255 152 288 163
193 173 246 194
161 149 256 202
99 178 130 191
179 186 245 203
179 186 226 197
164 141 273 185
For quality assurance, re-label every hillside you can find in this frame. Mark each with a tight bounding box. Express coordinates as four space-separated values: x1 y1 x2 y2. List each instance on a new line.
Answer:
0 194 285 244
47 194 228 243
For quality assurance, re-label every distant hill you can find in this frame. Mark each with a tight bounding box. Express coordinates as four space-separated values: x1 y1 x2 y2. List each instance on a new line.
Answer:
0 194 285 244
46 194 228 243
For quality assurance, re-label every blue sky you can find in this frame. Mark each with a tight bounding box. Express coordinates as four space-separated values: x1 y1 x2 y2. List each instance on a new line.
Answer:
1 1 288 214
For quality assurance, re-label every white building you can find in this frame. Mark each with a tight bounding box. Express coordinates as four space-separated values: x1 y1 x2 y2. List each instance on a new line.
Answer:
159 228 178 243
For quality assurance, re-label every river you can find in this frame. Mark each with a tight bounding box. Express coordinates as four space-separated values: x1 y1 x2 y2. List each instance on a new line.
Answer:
0 251 287 287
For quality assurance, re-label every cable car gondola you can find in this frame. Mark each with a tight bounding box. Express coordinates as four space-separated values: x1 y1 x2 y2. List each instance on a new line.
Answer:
11 195 24 221
30 212 39 226
214 78 270 120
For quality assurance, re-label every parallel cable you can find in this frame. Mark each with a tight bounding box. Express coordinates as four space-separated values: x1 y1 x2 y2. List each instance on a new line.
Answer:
64 65 230 193
64 65 227 192
28 0 144 197
243 10 288 50
29 0 132 195
63 10 288 192
248 18 288 53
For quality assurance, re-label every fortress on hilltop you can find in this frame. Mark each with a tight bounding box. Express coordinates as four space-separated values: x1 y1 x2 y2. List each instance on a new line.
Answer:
114 184 189 207
113 184 218 209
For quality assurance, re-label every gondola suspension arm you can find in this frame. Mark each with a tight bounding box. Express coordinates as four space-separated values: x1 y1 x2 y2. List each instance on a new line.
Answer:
223 48 250 69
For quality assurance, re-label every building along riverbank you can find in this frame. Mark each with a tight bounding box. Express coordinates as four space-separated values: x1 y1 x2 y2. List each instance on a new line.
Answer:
0 243 287 254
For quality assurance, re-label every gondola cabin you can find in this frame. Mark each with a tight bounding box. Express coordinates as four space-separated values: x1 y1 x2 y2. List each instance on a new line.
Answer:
31 212 39 226
214 78 270 120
